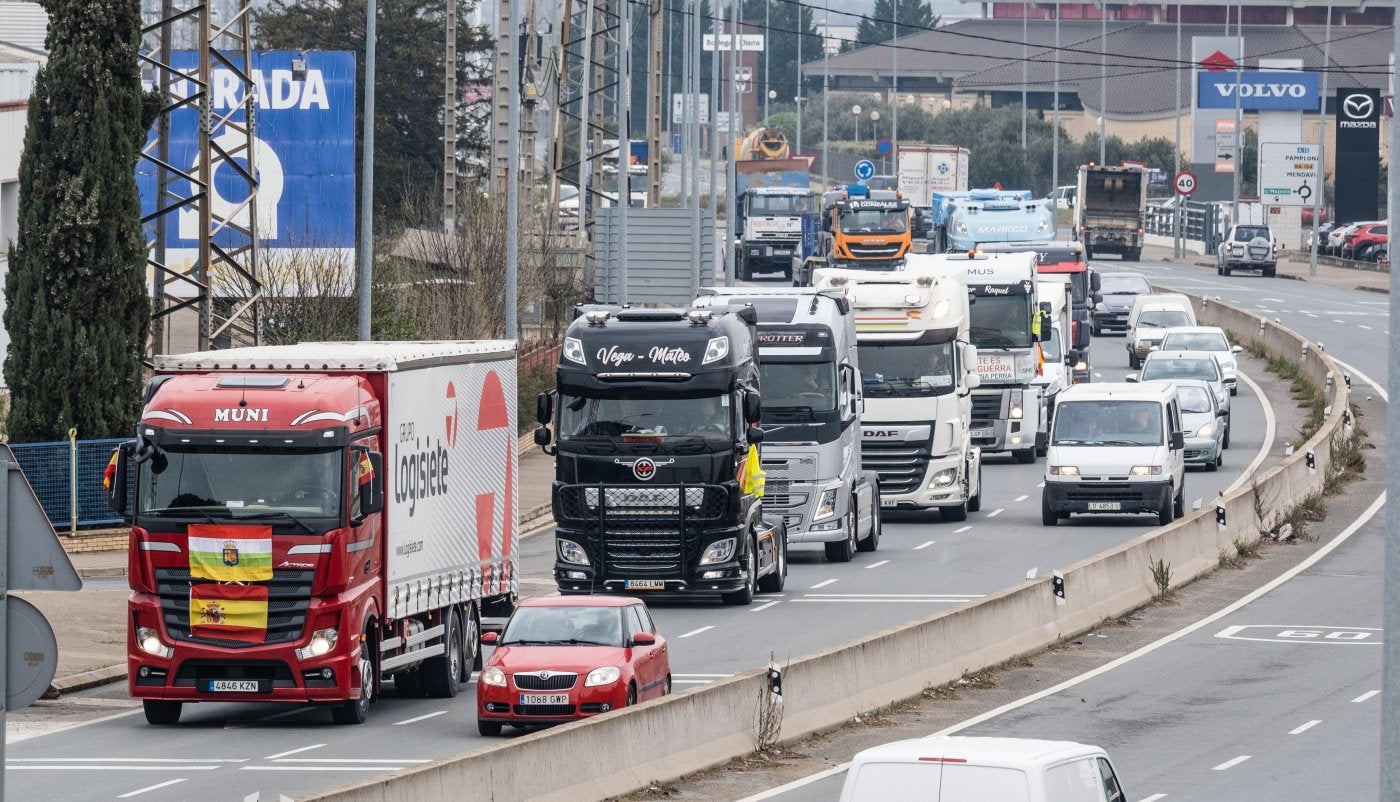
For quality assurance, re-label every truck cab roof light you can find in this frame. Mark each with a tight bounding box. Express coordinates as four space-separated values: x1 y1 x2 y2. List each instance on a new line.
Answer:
686 310 715 325
584 310 610 325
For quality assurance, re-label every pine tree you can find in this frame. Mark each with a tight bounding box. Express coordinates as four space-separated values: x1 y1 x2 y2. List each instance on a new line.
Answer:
4 0 151 442
854 0 938 48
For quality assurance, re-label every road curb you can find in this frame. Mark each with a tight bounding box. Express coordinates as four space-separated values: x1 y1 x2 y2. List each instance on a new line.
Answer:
48 664 126 697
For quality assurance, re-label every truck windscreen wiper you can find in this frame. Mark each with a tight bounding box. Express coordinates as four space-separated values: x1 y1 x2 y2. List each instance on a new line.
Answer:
237 510 317 534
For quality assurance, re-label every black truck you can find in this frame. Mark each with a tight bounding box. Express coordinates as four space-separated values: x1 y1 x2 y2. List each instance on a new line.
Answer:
533 304 787 605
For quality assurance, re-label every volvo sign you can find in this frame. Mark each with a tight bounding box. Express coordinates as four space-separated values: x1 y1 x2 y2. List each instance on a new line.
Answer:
1196 71 1319 110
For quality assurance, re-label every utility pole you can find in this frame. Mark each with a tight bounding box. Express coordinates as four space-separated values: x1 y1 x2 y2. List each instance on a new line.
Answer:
491 0 512 188
1052 0 1060 193
506 0 520 339
1021 5 1026 149
360 0 376 340
822 0 830 191
521 0 541 196
1099 0 1106 163
619 0 631 303
444 0 457 234
1230 0 1242 224
796 11 803 156
764 0 770 122
725 0 737 285
1308 1 1332 278
1172 0 1181 257
647 0 664 206
891 8 897 157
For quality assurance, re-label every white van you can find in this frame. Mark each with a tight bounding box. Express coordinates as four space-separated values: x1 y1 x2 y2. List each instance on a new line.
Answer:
1043 382 1185 526
839 736 1127 802
1125 293 1195 369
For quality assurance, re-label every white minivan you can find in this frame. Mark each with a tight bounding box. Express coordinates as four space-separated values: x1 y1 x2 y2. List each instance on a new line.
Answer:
1125 293 1195 369
839 735 1127 802
1043 382 1186 526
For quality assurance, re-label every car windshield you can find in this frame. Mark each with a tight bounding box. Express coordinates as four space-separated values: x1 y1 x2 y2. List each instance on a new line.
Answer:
138 446 343 521
858 341 956 398
1177 385 1213 413
1053 401 1163 446
1141 358 1220 383
1162 332 1228 352
839 208 908 234
1138 310 1191 328
1100 275 1151 295
557 393 734 448
499 605 625 647
1235 226 1270 241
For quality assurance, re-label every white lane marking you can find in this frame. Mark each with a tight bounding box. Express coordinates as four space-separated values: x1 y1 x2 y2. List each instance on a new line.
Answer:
673 673 733 679
1213 756 1251 771
1026 568 1038 579
241 766 408 772
392 711 448 726
9 758 246 763
954 525 972 533
265 745 324 760
1353 690 1380 703
1360 325 1373 330
987 508 1004 517
914 540 935 550
738 765 850 801
1094 372 1103 379
3 707 143 743
866 560 890 569
7 766 222 771
1037 482 1045 488
272 759 431 764
117 780 188 798
1015 494 1029 502
1330 357 1386 402
749 600 781 612
1223 371 1275 497
1139 795 1168 802
1289 720 1321 735
809 578 839 589
679 626 714 638
1333 319 1345 324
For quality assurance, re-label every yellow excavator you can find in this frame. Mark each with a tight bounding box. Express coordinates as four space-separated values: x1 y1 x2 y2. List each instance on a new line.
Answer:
737 127 790 161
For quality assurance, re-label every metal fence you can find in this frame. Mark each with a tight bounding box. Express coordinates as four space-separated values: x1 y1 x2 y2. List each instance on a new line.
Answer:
10 436 126 530
1145 200 1223 252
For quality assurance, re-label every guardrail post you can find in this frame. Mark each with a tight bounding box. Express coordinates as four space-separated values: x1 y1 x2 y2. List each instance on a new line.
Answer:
67 428 77 536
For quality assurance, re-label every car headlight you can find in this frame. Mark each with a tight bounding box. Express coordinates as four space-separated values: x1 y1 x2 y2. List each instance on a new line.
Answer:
1196 422 1216 438
295 627 339 660
480 666 507 687
585 666 621 687
1129 465 1163 476
699 538 736 565
1049 465 1079 476
928 466 958 488
558 538 590 565
813 486 839 521
137 626 173 658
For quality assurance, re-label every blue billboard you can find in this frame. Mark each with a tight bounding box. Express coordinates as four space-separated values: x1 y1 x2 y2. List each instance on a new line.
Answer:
137 51 356 293
1197 71 1319 111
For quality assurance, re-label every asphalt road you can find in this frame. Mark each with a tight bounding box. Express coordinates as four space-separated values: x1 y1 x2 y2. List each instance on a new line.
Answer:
734 255 1390 802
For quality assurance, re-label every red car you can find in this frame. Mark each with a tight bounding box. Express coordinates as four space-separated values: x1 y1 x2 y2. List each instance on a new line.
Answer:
1341 222 1388 261
476 596 670 735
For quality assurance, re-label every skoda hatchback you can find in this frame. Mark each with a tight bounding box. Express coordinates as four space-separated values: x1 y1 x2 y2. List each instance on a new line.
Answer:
476 596 670 735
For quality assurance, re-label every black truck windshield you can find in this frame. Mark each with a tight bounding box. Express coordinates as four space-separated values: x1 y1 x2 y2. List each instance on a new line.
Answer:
970 294 1033 348
139 447 343 521
858 342 955 397
558 393 735 447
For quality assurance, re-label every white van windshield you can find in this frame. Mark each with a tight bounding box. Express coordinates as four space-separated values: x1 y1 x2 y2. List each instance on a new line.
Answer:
1053 400 1163 446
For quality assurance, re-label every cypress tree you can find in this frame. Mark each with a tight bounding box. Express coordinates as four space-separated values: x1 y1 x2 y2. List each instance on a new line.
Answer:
5 0 151 442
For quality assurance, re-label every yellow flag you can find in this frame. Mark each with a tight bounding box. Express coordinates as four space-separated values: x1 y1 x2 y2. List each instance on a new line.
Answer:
742 445 766 497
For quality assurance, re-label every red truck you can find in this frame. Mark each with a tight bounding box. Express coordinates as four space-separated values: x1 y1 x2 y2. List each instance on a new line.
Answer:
106 342 518 725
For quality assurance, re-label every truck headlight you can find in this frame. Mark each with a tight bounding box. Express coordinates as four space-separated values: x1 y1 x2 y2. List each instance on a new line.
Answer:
1010 389 1024 420
558 539 590 565
137 626 173 658
1129 465 1163 476
928 467 958 488
699 538 736 565
813 486 840 521
1049 465 1079 476
296 628 339 660
585 666 621 687
703 336 730 364
563 337 586 365
480 666 507 687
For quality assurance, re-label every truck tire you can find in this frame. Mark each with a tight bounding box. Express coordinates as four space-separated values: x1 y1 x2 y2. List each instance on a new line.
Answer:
1014 448 1035 465
757 531 787 593
1041 492 1058 526
423 608 462 698
332 622 376 725
967 463 982 512
463 603 483 674
1221 265 1231 277
1222 417 1231 449
856 499 881 552
1128 352 1140 370
739 254 751 282
940 478 969 522
143 700 182 726
823 514 856 562
722 538 758 605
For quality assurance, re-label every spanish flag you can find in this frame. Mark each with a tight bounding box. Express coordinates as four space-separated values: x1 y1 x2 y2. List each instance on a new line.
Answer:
102 450 119 491
190 583 269 643
188 524 273 582
357 453 374 487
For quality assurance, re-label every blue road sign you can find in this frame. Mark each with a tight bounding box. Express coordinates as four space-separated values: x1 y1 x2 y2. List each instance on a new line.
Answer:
854 159 876 181
875 138 893 156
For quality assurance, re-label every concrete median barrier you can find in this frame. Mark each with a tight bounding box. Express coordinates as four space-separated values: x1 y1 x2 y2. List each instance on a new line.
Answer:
307 294 1349 802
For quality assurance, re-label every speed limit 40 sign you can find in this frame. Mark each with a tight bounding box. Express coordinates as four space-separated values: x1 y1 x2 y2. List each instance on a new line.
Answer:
1174 170 1198 196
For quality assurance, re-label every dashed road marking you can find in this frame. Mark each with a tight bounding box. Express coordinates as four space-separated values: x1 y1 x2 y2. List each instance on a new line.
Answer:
954 525 971 533
679 626 714 638
1289 720 1321 735
1213 755 1251 771
392 711 448 726
265 745 324 760
914 540 935 550
1015 494 1028 502
750 600 781 612
810 578 839 589
1353 690 1380 703
987 508 1004 517
118 780 188 798
866 560 890 569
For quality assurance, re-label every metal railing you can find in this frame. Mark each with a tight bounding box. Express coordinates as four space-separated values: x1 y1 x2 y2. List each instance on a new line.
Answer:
1145 200 1223 253
9 434 126 531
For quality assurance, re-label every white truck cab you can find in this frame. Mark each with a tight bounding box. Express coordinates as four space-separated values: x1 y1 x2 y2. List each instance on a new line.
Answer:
1043 381 1186 526
840 735 1127 802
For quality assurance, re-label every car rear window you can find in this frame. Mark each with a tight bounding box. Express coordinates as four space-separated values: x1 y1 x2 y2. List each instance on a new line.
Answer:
941 764 1032 801
1142 358 1219 383
1100 275 1151 295
845 762 942 801
1162 332 1227 351
1236 226 1270 240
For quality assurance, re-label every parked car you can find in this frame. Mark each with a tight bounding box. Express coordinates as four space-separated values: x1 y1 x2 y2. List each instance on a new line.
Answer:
1327 221 1372 256
476 596 670 735
1092 271 1153 335
1050 185 1077 209
1217 223 1278 277
1168 378 1227 471
1306 221 1338 252
1158 325 1243 395
1343 222 1388 261
1131 349 1231 447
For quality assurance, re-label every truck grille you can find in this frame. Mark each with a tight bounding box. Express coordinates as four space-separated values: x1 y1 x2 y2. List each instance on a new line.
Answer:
514 672 578 690
1063 483 1153 503
555 484 728 576
154 568 313 649
762 455 818 482
862 438 932 496
971 392 1005 428
848 243 903 259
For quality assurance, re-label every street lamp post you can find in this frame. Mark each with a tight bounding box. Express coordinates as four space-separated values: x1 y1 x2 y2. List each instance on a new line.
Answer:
768 89 776 124
852 103 862 144
870 109 881 170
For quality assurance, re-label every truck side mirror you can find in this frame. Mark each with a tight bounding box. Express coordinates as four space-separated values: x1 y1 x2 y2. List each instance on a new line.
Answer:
534 426 552 447
359 452 385 516
1089 270 1102 292
747 426 765 445
1065 349 1080 367
965 373 981 390
536 391 553 425
743 390 762 424
1038 301 1052 316
105 440 136 515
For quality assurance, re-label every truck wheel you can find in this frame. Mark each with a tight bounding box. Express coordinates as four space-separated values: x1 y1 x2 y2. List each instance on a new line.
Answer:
143 700 182 726
1157 490 1174 526
940 478 969 522
856 499 881 552
1221 265 1231 277
463 603 483 674
823 514 856 562
423 608 462 698
1128 353 1140 370
967 463 982 513
1014 448 1035 465
1041 492 1058 526
332 623 376 724
757 531 787 593
722 538 758 605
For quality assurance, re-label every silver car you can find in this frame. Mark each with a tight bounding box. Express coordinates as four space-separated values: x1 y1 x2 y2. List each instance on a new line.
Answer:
1172 379 1226 470
1159 326 1244 395
1130 350 1231 449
